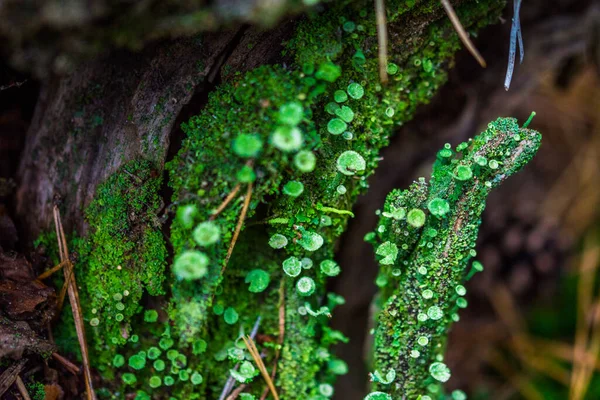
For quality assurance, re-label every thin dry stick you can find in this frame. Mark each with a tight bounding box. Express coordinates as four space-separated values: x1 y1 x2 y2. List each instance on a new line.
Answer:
260 281 286 400
374 0 388 83
210 184 241 221
242 336 279 400
576 302 600 398
37 260 67 280
440 0 487 67
52 353 80 375
53 206 97 400
221 182 253 275
528 337 600 371
569 233 599 400
15 376 32 400
226 384 247 400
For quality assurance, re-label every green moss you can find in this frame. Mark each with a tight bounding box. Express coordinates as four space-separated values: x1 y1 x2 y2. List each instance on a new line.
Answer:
367 118 541 397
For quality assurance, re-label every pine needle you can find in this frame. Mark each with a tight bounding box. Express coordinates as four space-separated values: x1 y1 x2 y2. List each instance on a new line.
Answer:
221 182 253 275
440 0 487 68
37 260 67 280
375 0 389 83
259 280 286 400
53 206 97 400
210 184 241 221
52 352 81 375
242 336 280 400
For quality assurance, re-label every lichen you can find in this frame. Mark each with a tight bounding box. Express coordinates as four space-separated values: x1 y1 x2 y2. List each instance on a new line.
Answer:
366 117 541 398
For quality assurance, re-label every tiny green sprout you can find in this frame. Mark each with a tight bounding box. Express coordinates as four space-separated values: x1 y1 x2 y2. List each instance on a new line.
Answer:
122 373 137 385
278 102 303 125
452 313 460 322
149 376 162 388
319 383 334 397
342 131 353 140
427 306 443 320
144 309 159 323
455 285 467 296
134 391 150 400
174 354 187 368
179 370 190 381
370 369 396 384
90 318 99 327
457 298 468 308
283 256 302 277
417 313 428 322
467 260 484 280
230 361 257 383
347 82 365 99
191 372 203 385
488 159 499 169
474 155 487 166
376 242 398 265
130 334 139 343
283 180 304 197
337 185 347 194
382 206 406 220
334 90 348 103
315 62 342 82
301 257 313 269
236 165 256 183
343 20 356 32
159 337 174 350
224 307 239 324
407 208 426 228
294 150 316 172
328 118 347 135
232 134 263 158
421 396 432 400
335 106 354 123
452 389 467 400
192 339 207 355
193 221 220 246
320 260 341 277
328 359 348 375
245 269 270 293
418 266 427 275
113 293 123 301
337 150 366 175
153 359 165 371
385 107 394 118
167 349 179 361
128 355 146 370
523 111 536 128
115 313 124 322
364 392 392 400
386 63 399 75
113 354 125 368
147 347 161 360
268 233 288 249
164 376 175 386
325 102 340 115
422 289 434 299
298 230 324 251
427 198 450 218
213 304 224 315
410 350 420 358
417 336 429 346
116 302 125 311
297 277 316 296
454 165 473 181
173 250 209 280
271 126 303 152
429 362 451 382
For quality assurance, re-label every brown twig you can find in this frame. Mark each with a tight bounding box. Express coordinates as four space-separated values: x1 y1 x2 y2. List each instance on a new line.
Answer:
37 260 67 280
0 360 27 397
221 183 253 275
53 206 97 400
440 0 487 67
15 376 32 400
226 384 248 400
210 184 241 221
242 335 279 400
260 280 286 400
52 352 81 375
374 0 389 83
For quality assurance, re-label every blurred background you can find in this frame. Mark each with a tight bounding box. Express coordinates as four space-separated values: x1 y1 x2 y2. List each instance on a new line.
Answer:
331 0 600 398
1 0 599 399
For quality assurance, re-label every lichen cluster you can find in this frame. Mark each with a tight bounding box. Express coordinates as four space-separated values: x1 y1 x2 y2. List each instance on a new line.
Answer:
47 0 509 398
366 117 541 398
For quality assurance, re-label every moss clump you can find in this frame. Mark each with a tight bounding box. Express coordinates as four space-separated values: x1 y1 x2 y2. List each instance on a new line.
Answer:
367 118 541 397
77 159 167 367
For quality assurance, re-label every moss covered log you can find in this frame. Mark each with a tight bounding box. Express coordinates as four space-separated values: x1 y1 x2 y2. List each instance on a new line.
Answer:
366 117 541 399
39 0 511 398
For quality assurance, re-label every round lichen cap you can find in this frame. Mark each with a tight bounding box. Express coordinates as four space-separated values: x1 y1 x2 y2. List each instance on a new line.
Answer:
173 250 209 280
337 150 366 175
192 221 220 246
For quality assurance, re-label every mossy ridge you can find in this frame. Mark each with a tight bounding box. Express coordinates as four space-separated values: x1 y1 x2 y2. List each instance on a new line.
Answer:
167 0 503 398
78 159 168 367
368 118 541 398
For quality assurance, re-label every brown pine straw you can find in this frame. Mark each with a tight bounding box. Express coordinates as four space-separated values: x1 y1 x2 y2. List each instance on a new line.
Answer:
242 336 279 400
374 0 388 83
53 206 97 400
221 182 253 275
37 260 67 280
226 384 247 400
15 376 31 400
210 184 241 221
259 280 286 400
440 0 487 68
52 352 80 375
